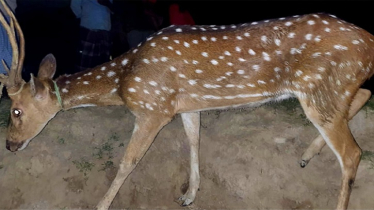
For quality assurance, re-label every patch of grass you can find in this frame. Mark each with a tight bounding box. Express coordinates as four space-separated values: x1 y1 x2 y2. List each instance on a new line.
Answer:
109 133 120 142
57 137 65 144
119 143 124 147
93 147 104 159
0 164 3 169
93 142 114 160
299 113 312 126
99 160 115 171
274 98 300 115
361 150 374 169
364 96 374 111
72 159 95 176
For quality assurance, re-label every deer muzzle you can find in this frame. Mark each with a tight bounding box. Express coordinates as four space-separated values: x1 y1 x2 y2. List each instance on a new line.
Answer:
6 139 24 152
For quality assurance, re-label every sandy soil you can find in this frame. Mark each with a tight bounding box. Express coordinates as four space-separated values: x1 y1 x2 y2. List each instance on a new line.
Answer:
0 97 374 210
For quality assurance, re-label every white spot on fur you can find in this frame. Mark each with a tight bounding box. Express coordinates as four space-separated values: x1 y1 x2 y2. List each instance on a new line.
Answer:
211 60 218 65
149 81 157 86
288 32 296 38
305 34 312 40
312 52 321 57
121 59 128 66
128 88 136 92
188 80 197 85
107 71 116 77
285 21 293 26
275 39 281 46
252 65 260 71
262 52 271 61
261 35 267 43
237 70 245 74
307 20 315 25
295 70 303 77
334 44 348 50
170 66 177 72
203 84 221 89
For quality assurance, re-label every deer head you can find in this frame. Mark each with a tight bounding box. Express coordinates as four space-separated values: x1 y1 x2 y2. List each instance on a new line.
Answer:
0 0 61 152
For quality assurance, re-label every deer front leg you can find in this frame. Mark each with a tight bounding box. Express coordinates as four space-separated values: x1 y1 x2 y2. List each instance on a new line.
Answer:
179 112 201 206
300 88 371 168
96 114 172 210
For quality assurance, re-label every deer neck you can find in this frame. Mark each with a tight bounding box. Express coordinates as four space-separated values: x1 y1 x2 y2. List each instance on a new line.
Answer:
54 66 125 110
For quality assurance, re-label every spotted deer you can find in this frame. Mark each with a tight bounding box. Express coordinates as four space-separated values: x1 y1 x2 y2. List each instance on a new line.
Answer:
1 0 374 209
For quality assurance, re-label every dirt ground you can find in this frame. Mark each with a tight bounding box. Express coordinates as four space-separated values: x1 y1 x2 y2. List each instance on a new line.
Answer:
0 97 374 210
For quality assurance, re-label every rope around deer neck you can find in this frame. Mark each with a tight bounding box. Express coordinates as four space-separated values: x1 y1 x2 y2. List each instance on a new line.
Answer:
7 82 25 96
53 80 63 110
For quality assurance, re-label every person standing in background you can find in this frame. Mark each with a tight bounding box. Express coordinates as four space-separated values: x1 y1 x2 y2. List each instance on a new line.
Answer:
125 0 163 49
0 0 17 75
169 2 195 26
70 0 113 73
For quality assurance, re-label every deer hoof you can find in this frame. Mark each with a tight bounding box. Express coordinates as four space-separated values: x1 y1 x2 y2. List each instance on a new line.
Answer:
300 160 308 168
178 195 193 206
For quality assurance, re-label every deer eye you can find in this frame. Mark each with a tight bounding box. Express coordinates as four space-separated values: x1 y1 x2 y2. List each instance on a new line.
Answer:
12 109 22 117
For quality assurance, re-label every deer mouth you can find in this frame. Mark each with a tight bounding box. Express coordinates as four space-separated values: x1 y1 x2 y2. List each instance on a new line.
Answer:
6 138 32 152
6 139 24 152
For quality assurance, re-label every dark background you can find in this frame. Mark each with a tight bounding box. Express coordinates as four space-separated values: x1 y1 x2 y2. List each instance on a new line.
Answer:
13 0 374 89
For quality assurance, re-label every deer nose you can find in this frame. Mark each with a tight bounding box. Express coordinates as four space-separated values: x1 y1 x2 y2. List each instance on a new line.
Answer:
6 140 10 151
6 140 22 152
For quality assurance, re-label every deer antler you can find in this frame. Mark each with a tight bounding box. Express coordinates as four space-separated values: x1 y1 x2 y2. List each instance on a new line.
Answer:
0 0 25 96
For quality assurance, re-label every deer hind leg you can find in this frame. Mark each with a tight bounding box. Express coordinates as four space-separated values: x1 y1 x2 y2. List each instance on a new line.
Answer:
300 88 371 168
96 114 172 210
179 112 201 206
298 97 363 210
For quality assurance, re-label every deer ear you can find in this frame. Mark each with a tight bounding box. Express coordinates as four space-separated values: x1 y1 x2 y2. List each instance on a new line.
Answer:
38 54 56 80
30 73 47 100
